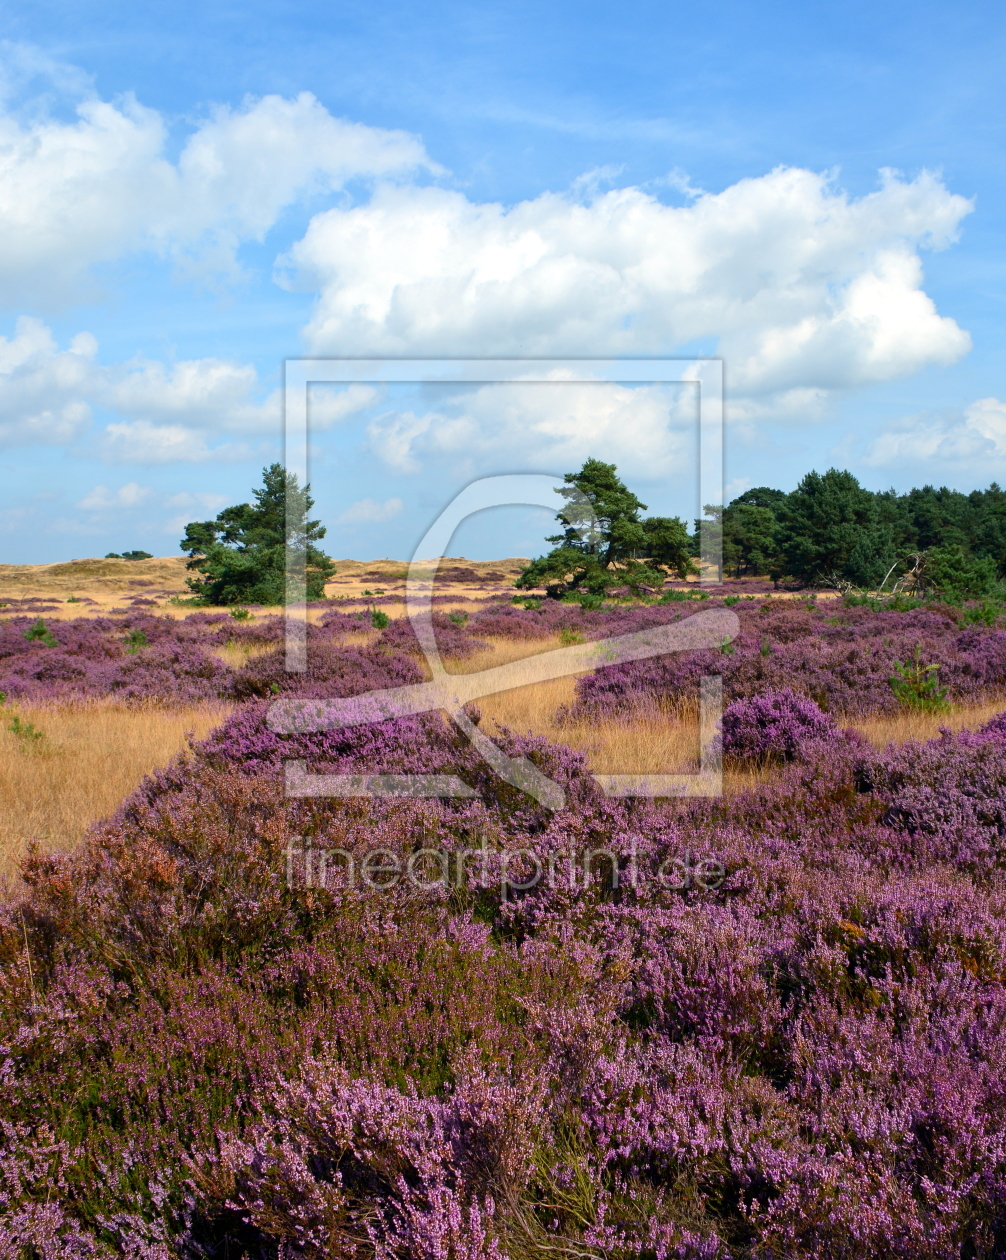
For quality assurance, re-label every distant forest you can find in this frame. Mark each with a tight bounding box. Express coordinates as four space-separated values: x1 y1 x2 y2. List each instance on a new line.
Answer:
703 468 1006 595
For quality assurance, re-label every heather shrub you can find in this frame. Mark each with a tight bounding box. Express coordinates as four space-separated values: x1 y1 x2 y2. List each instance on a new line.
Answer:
2 695 1006 1256
720 688 836 761
227 642 424 701
572 601 1006 718
7 593 1006 1254
375 610 489 659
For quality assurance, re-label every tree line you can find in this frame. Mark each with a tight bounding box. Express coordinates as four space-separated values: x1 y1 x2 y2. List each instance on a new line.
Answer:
711 467 1006 596
517 460 1006 601
178 460 1006 606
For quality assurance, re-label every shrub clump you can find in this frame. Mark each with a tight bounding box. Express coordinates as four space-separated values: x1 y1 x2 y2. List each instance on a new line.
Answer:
721 686 836 760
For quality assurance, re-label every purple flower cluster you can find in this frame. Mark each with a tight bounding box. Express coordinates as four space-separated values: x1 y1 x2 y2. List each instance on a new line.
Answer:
573 600 1006 716
7 595 1006 1253
3 668 1006 1255
720 687 837 760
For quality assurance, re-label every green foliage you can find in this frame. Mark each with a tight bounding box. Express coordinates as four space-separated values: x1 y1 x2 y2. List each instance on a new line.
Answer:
516 458 695 598
105 550 153 561
641 515 697 579
658 588 690 603
515 546 614 598
23 619 56 647
547 457 648 563
7 715 43 742
448 611 468 625
180 463 336 605
66 595 81 603
889 646 949 712
561 590 605 610
723 594 740 606
124 629 148 654
715 475 1006 591
961 599 1002 627
778 468 896 587
723 502 783 577
229 607 253 621
760 636 772 657
558 626 585 645
921 545 999 603
844 592 925 612
371 608 390 629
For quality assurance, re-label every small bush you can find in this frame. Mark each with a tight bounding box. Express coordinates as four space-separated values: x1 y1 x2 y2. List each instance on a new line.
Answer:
7 715 43 742
721 687 836 761
124 629 149 654
23 619 57 647
229 607 253 621
371 609 390 630
889 645 949 712
962 599 1002 627
558 626 585 645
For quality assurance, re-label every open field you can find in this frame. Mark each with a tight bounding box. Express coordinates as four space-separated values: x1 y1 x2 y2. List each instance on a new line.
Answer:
4 611 1006 881
0 554 532 616
7 568 1006 1254
0 554 841 621
0 700 232 881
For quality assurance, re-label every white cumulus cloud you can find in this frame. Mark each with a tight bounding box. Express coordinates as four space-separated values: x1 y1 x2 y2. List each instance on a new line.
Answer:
0 316 95 445
338 496 404 524
77 481 151 510
863 397 1006 475
103 357 279 433
0 318 356 459
284 167 972 409
308 383 381 429
0 89 434 304
364 377 696 481
96 420 254 465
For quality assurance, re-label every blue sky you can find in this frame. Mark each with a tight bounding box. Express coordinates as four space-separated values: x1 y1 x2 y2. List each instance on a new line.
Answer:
1 0 1004 561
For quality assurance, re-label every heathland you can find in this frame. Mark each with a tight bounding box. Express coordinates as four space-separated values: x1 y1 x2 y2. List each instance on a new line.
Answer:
4 559 1006 1257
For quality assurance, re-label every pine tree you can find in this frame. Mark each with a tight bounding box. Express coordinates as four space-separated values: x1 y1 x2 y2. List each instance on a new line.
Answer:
180 464 335 605
778 468 895 587
516 459 694 597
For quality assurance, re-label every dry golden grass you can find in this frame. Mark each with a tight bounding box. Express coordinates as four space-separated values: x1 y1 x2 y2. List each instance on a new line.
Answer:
449 635 705 777
5 609 1004 883
849 696 1006 749
444 634 580 673
0 700 232 882
209 640 276 669
445 635 1006 789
